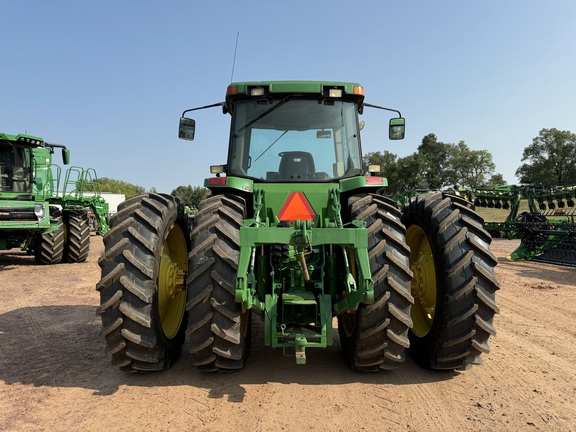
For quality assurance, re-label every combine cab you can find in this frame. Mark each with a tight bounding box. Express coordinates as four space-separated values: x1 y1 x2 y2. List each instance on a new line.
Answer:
97 81 499 372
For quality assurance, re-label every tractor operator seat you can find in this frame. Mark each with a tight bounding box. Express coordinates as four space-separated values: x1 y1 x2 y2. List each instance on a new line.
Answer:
278 151 315 181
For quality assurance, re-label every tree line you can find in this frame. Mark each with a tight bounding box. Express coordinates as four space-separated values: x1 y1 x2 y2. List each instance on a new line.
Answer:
84 177 147 197
364 128 576 194
94 128 576 205
364 133 504 194
82 176 209 211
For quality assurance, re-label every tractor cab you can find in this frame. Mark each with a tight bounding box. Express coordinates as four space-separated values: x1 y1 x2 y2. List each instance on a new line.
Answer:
179 81 405 182
226 93 363 182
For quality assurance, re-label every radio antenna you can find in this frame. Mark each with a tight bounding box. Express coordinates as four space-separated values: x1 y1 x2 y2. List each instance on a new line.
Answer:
230 31 240 82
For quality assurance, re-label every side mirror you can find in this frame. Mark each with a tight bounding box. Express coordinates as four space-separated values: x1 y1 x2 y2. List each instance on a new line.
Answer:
178 117 196 141
62 148 71 165
389 117 405 140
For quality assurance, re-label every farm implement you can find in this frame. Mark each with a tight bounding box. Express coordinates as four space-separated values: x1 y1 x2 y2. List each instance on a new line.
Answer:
466 185 576 267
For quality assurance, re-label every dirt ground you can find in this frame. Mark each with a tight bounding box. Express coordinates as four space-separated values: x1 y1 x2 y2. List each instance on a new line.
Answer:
1 236 575 432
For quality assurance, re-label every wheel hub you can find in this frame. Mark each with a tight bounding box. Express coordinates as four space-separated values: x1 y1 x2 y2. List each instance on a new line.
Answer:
160 255 185 298
411 253 432 300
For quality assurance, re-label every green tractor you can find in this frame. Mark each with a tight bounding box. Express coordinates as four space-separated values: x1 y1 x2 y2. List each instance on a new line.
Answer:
96 81 499 372
0 132 102 264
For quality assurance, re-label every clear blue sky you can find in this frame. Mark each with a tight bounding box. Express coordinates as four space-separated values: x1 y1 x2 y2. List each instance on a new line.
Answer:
2 1 575 193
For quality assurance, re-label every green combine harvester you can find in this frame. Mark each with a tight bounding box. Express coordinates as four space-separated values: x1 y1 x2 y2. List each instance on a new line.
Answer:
467 185 576 267
97 81 499 373
0 132 109 264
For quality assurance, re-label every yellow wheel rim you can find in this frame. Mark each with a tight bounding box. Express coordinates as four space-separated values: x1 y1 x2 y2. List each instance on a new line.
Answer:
406 225 437 337
158 224 188 339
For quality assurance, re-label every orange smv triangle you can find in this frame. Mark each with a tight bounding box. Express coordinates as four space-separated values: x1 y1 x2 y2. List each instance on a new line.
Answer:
278 192 315 221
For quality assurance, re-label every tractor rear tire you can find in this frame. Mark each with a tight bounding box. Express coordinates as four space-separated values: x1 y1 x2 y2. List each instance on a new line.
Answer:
96 193 190 372
64 211 90 263
35 207 64 265
338 194 413 371
402 191 500 370
187 194 251 372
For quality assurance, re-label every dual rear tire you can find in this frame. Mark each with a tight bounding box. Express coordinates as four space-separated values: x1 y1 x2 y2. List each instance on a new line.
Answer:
402 191 500 369
339 191 499 371
96 193 190 372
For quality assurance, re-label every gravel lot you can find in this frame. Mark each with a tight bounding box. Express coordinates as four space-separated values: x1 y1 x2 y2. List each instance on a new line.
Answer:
1 236 575 431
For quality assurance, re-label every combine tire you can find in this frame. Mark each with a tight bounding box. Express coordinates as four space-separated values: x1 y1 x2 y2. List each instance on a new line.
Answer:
402 191 500 370
187 194 251 372
338 194 413 371
96 193 190 372
35 207 64 265
64 211 90 263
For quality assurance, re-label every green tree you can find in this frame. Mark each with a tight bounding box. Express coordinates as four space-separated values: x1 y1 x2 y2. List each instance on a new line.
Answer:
417 133 453 189
486 173 506 188
515 128 576 185
170 185 209 210
363 150 397 175
449 141 498 189
363 151 426 194
365 135 501 192
395 153 427 192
